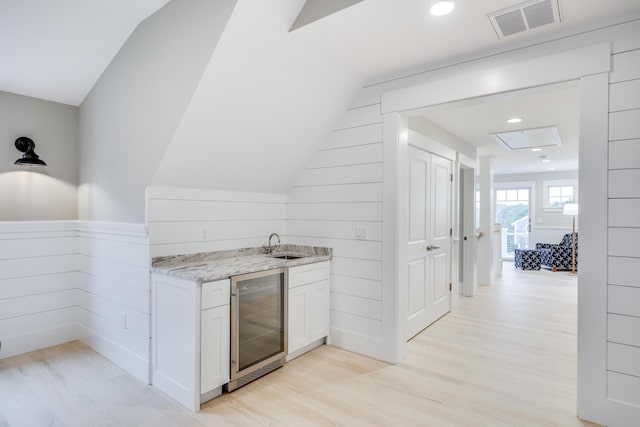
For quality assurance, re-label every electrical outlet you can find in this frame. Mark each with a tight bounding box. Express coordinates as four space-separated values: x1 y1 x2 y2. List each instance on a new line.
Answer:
121 312 127 330
200 228 208 241
355 225 367 240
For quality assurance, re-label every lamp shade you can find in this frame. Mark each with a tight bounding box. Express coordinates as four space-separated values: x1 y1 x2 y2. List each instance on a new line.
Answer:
14 137 47 167
563 203 578 216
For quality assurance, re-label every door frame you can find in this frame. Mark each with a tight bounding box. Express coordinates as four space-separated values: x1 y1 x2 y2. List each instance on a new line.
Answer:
494 180 537 260
458 155 476 297
380 42 610 423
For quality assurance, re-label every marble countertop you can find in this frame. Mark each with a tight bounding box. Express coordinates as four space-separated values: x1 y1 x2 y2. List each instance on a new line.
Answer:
151 244 332 284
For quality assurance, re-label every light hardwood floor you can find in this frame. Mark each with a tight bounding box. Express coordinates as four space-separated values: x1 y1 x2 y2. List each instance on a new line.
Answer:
0 265 598 426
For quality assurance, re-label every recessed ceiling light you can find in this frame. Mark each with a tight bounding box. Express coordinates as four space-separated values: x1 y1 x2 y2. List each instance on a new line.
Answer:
542 159 551 163
506 117 523 124
430 1 455 16
531 148 542 152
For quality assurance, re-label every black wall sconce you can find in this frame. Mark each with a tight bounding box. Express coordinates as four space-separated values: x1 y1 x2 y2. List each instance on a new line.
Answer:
14 137 47 167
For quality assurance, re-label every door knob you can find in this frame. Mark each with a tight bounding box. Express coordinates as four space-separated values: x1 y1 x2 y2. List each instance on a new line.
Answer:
432 245 440 250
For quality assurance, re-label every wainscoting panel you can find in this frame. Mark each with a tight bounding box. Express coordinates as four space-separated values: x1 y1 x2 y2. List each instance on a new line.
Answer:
0 222 79 359
288 100 386 360
75 222 151 383
147 187 287 258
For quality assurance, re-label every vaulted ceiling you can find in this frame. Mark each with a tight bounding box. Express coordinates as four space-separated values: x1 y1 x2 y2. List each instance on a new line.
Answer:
2 0 640 218
3 0 639 106
0 0 170 105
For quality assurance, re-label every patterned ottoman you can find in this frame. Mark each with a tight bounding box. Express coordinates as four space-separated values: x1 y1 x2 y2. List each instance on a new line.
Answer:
514 249 541 270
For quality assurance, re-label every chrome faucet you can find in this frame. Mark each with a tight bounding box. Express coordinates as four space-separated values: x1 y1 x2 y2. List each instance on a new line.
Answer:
264 233 281 254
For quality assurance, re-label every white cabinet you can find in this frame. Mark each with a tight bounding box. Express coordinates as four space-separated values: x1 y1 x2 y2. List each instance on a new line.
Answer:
287 261 330 360
200 280 230 395
151 274 229 412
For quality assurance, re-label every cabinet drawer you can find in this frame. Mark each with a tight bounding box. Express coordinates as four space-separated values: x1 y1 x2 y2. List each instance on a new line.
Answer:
202 279 230 310
289 261 330 289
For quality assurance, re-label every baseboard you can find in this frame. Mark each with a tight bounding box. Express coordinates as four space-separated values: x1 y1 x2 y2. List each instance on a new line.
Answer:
606 400 640 427
328 328 391 363
78 325 151 384
286 337 325 362
0 323 80 360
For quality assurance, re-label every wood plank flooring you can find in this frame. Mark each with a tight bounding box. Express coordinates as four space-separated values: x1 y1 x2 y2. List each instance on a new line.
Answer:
0 265 598 426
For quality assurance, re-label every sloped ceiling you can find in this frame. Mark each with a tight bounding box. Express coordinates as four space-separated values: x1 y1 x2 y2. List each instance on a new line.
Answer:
151 0 362 193
0 0 170 105
152 0 640 194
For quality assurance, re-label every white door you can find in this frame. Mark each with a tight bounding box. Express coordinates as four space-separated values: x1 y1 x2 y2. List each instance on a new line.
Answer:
406 147 452 340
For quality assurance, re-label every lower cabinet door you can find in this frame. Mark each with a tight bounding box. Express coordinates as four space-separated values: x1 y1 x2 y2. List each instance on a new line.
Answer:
201 305 230 394
308 280 330 342
288 286 309 354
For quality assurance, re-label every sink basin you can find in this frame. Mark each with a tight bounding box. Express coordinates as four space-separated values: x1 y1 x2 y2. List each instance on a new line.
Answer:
268 253 309 260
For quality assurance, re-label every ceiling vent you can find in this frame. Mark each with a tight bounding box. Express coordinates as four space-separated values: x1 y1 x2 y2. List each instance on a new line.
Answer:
488 0 562 38
492 126 562 151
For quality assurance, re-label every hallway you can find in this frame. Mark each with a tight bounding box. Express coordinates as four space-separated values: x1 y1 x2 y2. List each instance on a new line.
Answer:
0 265 594 426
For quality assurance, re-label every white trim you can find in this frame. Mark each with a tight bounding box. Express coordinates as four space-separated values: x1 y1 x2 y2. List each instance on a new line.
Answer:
381 43 611 114
146 186 287 203
461 166 477 297
577 72 609 425
76 221 148 238
0 221 147 238
382 113 403 363
458 153 476 169
0 221 77 234
407 129 456 161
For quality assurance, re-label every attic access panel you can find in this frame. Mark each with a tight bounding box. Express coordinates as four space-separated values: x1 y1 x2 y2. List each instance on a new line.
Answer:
492 126 561 150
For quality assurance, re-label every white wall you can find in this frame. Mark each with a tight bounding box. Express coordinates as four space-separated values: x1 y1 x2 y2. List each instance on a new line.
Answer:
0 221 151 383
0 91 77 220
146 187 287 258
76 222 150 383
77 0 237 223
606 46 640 425
0 222 79 359
287 103 385 359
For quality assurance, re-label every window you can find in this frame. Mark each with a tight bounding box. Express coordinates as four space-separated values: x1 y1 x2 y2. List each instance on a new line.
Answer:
543 179 577 210
548 185 574 207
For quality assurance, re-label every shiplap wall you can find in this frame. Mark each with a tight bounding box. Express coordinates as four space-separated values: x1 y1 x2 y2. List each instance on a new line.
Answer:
0 221 151 383
146 187 287 258
76 222 151 383
606 46 640 423
288 103 385 359
0 222 79 359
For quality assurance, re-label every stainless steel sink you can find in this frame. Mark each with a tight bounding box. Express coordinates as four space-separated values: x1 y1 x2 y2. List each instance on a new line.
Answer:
268 253 309 260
